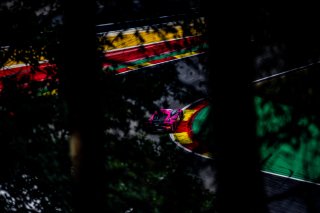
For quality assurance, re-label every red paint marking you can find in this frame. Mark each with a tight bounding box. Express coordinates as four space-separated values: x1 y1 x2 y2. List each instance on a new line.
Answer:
187 100 210 154
176 121 190 133
0 66 30 78
0 37 206 92
187 100 209 139
0 63 55 80
103 36 205 68
114 67 132 74
174 99 209 153
0 63 56 93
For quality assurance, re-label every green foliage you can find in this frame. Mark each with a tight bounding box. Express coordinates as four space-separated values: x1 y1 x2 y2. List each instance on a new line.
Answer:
0 88 72 212
0 82 214 212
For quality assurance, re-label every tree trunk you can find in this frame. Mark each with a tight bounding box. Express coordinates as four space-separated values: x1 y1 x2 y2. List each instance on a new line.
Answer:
202 4 268 213
61 0 106 212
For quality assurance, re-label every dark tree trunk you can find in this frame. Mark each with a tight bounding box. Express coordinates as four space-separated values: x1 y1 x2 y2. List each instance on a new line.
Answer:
202 4 268 213
60 0 106 212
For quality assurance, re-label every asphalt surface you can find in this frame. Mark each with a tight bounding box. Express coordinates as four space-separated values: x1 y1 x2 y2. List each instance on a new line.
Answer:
264 172 320 213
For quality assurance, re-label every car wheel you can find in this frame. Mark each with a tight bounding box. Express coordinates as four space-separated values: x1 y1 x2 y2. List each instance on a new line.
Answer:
180 111 184 120
171 124 175 132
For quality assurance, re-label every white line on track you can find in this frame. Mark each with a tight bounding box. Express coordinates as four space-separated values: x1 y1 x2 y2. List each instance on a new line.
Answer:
252 62 320 84
97 17 205 36
261 170 320 186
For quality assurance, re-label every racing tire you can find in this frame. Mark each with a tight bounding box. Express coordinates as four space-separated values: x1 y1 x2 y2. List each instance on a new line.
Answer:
180 111 184 120
171 123 177 132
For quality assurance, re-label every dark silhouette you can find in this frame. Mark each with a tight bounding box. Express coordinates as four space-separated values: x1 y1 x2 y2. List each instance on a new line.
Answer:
59 0 107 212
200 2 268 212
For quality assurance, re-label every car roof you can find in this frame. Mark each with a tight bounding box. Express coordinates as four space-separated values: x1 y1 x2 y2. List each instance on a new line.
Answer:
160 108 172 111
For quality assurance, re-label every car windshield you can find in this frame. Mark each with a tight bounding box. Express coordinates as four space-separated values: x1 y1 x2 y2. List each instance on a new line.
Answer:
170 110 177 116
153 111 167 120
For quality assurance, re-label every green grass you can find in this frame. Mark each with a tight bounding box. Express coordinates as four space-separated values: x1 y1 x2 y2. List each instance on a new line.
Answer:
192 96 320 183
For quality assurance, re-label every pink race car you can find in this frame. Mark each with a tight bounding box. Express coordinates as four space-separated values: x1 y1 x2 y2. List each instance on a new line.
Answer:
147 108 184 132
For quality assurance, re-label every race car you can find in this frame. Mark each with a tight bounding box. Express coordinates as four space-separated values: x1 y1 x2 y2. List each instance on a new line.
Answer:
147 108 184 132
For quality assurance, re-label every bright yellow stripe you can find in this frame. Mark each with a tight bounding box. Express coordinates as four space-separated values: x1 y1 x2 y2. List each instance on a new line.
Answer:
173 132 193 144
182 109 197 121
101 25 203 51
3 56 47 68
202 152 212 157
4 60 24 67
173 51 201 59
